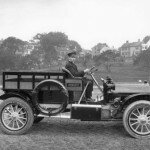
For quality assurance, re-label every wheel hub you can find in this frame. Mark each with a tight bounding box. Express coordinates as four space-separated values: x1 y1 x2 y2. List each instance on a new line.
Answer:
11 112 19 118
138 115 148 125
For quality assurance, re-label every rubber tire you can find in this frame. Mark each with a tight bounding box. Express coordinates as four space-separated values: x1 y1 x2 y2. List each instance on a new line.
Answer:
0 97 34 135
34 117 44 124
123 100 150 139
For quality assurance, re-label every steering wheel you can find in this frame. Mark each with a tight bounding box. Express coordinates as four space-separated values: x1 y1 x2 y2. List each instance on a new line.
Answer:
88 66 98 74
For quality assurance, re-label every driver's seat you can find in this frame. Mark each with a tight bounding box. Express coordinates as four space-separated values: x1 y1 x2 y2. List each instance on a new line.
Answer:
62 67 75 78
62 67 83 80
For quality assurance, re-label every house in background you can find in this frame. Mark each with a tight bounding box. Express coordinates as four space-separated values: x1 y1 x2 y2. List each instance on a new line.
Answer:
92 43 117 58
92 43 109 57
120 39 144 63
142 39 150 51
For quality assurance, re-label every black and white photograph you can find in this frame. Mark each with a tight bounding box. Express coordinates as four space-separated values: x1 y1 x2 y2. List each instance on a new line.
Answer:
0 0 150 149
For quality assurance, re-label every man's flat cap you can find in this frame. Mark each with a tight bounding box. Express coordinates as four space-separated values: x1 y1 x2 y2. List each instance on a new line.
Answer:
67 50 77 57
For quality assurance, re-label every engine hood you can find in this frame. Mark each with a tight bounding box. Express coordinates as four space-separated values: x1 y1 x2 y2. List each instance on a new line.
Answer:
115 83 150 93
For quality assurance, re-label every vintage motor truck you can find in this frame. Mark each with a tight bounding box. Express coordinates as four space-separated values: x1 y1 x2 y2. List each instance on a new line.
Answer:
0 66 150 139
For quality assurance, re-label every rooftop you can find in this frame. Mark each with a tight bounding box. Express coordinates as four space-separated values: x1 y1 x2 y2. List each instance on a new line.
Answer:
121 39 142 48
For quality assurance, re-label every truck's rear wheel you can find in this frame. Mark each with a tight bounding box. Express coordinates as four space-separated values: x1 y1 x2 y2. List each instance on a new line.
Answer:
0 97 34 135
123 100 150 139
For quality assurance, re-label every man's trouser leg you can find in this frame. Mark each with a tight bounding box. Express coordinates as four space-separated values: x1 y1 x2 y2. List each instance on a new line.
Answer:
83 78 93 99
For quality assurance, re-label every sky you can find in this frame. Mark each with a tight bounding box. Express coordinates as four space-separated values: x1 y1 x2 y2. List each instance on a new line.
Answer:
0 0 149 49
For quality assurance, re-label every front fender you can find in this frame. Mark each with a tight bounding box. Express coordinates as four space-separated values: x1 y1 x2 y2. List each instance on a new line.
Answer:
120 93 150 110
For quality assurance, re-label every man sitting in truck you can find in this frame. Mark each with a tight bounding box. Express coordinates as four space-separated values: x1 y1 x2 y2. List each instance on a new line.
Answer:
65 50 94 101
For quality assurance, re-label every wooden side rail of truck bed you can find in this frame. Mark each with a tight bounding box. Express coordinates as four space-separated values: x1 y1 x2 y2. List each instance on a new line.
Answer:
2 71 65 91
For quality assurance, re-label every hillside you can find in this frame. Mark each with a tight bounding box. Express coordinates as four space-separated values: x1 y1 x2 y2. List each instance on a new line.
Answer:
94 65 149 83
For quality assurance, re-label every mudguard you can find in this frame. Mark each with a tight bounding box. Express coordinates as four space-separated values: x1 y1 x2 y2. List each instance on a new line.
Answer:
120 93 150 111
0 92 27 101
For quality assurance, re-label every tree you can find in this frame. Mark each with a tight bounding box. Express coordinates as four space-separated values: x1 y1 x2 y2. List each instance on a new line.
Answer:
134 47 150 67
67 40 82 52
0 37 26 70
78 53 92 68
93 50 120 72
33 32 68 67
1 37 26 55
0 48 15 70
143 36 150 44
15 52 41 70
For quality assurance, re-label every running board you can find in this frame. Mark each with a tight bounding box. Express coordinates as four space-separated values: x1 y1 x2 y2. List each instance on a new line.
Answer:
37 112 122 121
38 112 71 119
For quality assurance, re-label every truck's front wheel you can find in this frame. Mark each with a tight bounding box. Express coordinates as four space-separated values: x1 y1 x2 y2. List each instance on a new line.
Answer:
0 97 34 135
123 100 150 139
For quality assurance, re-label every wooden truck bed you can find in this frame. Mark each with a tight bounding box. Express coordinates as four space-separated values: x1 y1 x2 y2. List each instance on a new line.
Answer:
2 71 65 91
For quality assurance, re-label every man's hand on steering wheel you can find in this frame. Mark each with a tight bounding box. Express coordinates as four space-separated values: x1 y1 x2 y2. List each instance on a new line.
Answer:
84 68 90 74
84 66 97 74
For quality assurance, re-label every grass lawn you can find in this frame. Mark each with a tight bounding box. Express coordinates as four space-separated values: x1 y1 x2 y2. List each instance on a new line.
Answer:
94 65 150 83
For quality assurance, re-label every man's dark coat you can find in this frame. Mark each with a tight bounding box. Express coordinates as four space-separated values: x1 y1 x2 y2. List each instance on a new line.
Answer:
65 61 85 77
65 61 93 99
